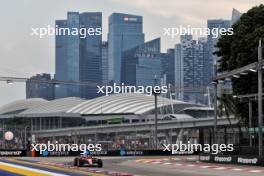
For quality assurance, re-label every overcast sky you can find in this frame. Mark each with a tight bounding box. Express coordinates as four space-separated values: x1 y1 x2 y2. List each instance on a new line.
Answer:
0 0 263 106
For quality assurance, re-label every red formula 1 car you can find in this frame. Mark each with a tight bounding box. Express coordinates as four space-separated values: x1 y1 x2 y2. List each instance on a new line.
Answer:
74 155 103 167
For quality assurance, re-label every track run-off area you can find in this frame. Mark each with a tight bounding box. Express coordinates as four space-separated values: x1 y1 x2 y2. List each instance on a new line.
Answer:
1 156 264 176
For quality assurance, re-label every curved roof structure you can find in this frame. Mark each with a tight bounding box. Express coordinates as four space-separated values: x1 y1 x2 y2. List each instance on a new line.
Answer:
0 97 84 116
21 97 85 115
0 93 203 117
0 98 48 115
67 93 201 115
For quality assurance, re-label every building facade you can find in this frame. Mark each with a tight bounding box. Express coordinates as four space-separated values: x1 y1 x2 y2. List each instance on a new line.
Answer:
174 35 208 104
108 13 145 84
207 19 233 96
121 38 162 87
207 19 231 70
231 8 242 25
55 12 102 99
79 12 102 99
161 49 175 86
101 41 109 84
55 18 74 99
26 73 54 100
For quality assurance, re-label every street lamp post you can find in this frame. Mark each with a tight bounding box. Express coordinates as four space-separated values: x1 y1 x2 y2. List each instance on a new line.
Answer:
213 64 218 144
258 40 263 157
154 76 158 150
249 99 253 147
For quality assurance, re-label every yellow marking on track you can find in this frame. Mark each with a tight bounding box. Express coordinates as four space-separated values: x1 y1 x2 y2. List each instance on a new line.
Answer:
0 162 51 176
6 158 106 176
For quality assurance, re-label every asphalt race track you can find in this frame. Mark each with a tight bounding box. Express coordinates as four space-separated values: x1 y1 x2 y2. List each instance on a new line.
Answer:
1 156 264 176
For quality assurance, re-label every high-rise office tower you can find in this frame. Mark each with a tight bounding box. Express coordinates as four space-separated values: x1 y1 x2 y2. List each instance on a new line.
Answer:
79 12 102 99
207 19 232 96
207 19 231 70
121 38 161 87
161 49 175 86
174 43 183 100
101 41 109 84
108 13 145 84
198 37 211 86
55 12 102 99
26 73 54 100
174 35 206 104
231 8 242 25
55 12 80 98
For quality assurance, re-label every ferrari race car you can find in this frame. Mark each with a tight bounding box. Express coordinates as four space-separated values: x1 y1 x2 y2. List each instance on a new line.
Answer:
74 156 103 167
74 151 103 167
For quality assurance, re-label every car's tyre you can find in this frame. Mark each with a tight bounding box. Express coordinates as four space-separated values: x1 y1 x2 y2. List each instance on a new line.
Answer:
97 159 103 168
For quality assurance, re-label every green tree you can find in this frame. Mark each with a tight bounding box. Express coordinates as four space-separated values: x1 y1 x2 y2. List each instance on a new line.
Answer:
215 4 264 124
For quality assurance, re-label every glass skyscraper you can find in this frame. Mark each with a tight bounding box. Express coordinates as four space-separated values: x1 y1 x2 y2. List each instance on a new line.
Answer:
79 12 102 99
55 18 72 99
231 8 242 25
198 37 211 86
55 12 102 99
108 13 145 84
101 41 109 84
174 35 207 104
207 19 231 68
160 49 175 86
26 73 54 100
121 38 161 86
207 19 232 96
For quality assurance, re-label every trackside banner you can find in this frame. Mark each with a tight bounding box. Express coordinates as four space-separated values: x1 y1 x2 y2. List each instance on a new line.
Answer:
32 149 199 157
199 154 264 166
0 150 27 157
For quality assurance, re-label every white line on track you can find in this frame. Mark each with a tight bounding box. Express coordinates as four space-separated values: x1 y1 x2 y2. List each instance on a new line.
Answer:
231 168 243 171
200 165 212 168
163 162 173 165
174 163 183 166
248 170 262 173
213 167 227 170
